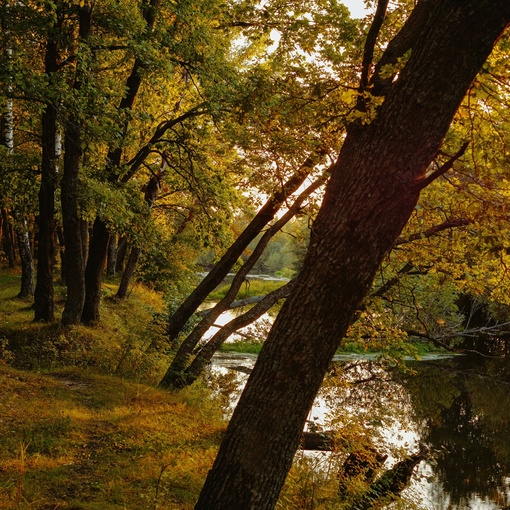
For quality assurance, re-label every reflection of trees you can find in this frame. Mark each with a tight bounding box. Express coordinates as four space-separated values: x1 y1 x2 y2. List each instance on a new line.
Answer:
401 357 510 508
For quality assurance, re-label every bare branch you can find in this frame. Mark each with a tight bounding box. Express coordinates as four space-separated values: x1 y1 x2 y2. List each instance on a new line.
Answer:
414 141 470 189
395 217 472 246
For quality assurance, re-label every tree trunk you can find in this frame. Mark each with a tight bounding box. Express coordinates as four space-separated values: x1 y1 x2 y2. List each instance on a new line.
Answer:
56 226 66 283
81 217 109 325
162 176 326 387
80 219 88 264
16 219 34 298
194 2 510 509
34 27 60 322
167 152 326 341
61 116 85 324
107 233 117 277
176 279 296 388
115 246 140 299
1 208 15 268
115 235 127 272
60 3 91 326
81 0 160 324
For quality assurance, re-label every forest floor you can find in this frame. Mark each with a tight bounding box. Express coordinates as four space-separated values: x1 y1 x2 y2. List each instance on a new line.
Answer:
0 270 227 509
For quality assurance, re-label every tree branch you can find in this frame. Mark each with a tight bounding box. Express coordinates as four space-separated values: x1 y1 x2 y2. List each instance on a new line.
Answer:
357 0 389 111
414 141 470 190
395 217 472 246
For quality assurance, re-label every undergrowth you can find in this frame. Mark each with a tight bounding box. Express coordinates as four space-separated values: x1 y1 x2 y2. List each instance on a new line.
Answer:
0 270 226 509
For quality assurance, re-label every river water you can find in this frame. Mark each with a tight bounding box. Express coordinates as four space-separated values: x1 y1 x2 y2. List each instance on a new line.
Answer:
210 351 510 509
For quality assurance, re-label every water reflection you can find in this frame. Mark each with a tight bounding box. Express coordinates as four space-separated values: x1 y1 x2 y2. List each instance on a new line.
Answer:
211 353 510 509
399 355 510 509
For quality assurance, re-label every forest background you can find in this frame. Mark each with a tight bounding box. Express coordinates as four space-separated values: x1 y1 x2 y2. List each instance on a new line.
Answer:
1 0 510 508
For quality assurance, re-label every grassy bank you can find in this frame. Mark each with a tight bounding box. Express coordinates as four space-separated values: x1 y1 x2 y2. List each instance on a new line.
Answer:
0 271 226 509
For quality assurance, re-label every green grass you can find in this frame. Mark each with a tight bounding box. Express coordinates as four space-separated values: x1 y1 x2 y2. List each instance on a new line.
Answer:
219 340 263 354
0 269 226 509
0 364 225 509
207 279 286 303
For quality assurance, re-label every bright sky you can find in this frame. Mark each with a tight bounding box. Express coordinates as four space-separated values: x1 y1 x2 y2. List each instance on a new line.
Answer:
342 0 371 18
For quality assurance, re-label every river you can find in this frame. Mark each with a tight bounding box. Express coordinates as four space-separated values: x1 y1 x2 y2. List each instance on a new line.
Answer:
210 351 510 509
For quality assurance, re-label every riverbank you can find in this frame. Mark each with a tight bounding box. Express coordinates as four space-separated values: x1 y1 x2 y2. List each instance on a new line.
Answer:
0 271 227 509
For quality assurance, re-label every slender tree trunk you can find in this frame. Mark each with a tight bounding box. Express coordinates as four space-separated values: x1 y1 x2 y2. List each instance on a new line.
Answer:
16 220 34 298
34 25 60 322
60 3 92 326
80 219 88 263
81 217 109 324
178 280 296 388
194 2 510 508
115 246 140 299
115 235 127 272
167 152 326 341
61 116 85 324
1 208 15 268
162 175 326 387
107 233 117 277
81 0 160 324
56 226 65 282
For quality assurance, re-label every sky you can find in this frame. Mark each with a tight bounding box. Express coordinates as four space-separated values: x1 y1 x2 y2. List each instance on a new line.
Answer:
342 0 371 18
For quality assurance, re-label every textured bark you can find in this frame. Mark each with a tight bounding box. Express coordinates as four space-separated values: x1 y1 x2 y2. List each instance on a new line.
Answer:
195 2 510 509
34 101 58 321
81 217 109 325
56 226 66 283
1 209 15 268
162 176 326 387
115 235 127 272
61 115 86 324
173 279 296 388
106 233 117 277
16 220 34 298
60 3 91 326
115 246 140 299
81 0 160 323
167 152 326 341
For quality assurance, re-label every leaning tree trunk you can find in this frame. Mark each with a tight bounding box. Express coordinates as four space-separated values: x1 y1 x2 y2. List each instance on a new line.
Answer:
167 152 325 341
179 279 296 388
194 2 510 509
161 175 326 388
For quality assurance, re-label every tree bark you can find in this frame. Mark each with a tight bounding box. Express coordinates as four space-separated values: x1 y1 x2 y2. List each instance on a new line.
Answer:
194 2 510 509
81 217 109 324
61 114 86 325
115 234 127 272
1 208 15 268
107 233 117 277
16 217 34 298
81 0 160 323
175 279 296 388
162 175 326 387
60 2 91 325
115 246 140 299
33 102 58 321
167 151 327 340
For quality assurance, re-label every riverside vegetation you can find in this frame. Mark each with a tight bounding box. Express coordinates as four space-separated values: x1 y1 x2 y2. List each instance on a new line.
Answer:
0 271 364 510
